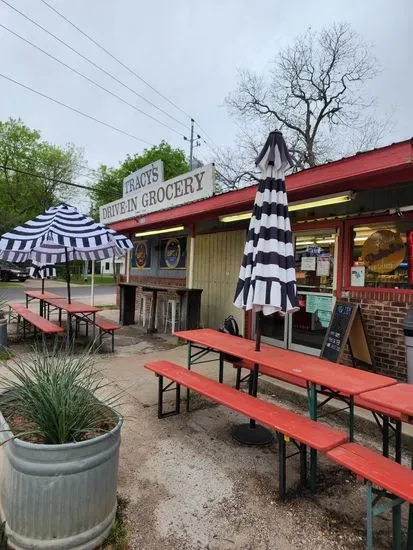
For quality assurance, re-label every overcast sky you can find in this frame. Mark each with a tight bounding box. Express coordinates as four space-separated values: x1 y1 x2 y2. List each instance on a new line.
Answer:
1 0 412 187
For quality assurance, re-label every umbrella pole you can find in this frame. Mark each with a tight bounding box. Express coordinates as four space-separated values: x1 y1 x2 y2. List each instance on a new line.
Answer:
41 278 45 293
65 248 71 304
232 311 273 445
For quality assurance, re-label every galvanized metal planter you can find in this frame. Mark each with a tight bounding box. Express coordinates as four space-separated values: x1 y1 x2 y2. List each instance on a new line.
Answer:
0 318 7 351
0 408 122 549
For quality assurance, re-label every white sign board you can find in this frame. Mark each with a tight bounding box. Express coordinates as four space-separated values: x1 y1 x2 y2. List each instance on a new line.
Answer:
301 256 316 271
123 160 164 196
100 164 215 225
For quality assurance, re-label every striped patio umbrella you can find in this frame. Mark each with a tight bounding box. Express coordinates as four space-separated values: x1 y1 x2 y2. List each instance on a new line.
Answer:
232 130 299 444
29 262 57 293
0 203 133 302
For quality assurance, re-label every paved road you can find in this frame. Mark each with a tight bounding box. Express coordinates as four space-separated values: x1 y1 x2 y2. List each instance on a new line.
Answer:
1 282 117 303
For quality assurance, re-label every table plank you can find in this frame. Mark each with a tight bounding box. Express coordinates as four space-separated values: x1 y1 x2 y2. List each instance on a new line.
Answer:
359 385 413 419
43 297 101 314
25 290 63 300
175 328 397 396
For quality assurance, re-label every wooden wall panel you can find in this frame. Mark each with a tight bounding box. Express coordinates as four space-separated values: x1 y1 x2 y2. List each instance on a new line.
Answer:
193 230 245 331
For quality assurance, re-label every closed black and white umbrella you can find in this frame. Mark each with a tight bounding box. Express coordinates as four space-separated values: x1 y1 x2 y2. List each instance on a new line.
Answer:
0 203 133 301
234 130 299 316
232 130 299 445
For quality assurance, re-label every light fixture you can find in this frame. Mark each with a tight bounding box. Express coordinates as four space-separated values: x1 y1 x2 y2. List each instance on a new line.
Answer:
289 192 353 212
295 241 316 246
134 225 184 238
316 238 336 244
219 212 251 223
219 192 354 223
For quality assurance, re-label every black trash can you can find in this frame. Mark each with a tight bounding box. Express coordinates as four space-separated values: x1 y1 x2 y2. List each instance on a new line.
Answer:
403 307 413 383
177 288 203 330
119 283 137 325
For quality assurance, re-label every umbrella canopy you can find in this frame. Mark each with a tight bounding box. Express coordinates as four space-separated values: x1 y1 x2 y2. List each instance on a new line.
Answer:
29 263 57 279
0 203 133 302
234 130 299 316
0 203 133 264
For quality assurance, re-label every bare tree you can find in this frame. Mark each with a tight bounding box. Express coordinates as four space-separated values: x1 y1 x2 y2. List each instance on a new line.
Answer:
225 22 384 178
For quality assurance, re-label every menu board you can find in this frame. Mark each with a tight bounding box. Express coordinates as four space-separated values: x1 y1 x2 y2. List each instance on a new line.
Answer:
320 302 373 366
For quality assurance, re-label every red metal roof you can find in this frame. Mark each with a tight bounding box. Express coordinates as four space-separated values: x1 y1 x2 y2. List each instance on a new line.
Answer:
110 139 413 233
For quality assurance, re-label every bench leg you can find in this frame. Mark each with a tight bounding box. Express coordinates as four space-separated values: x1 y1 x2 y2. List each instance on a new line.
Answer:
186 342 192 413
218 353 224 384
366 481 374 550
157 375 181 419
382 416 389 458
300 443 307 488
395 421 402 464
278 433 286 500
392 501 402 550
111 331 115 353
308 383 318 491
235 366 242 390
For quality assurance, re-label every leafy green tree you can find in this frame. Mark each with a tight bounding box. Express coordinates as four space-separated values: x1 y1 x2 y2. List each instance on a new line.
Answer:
89 141 189 215
0 118 85 233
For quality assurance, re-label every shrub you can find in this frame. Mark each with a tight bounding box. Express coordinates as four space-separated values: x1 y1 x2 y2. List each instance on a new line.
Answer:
0 341 122 444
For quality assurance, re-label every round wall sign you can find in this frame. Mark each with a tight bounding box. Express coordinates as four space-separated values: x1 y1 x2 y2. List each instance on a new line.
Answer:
361 229 405 274
164 238 181 268
135 241 148 270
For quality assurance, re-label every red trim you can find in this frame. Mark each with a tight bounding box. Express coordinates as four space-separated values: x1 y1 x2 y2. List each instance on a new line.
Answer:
343 212 413 296
110 139 413 233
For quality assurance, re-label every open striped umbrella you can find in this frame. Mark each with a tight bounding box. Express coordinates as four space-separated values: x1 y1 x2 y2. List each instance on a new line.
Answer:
0 203 133 302
233 130 299 444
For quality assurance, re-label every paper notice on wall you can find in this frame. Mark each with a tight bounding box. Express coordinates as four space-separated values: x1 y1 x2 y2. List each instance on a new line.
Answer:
351 266 365 287
301 256 316 271
317 310 332 328
316 256 330 277
306 294 333 314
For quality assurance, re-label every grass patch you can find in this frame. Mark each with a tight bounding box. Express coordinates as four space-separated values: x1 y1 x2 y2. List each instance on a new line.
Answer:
0 348 14 361
57 276 117 286
102 495 130 549
95 304 118 310
0 282 22 288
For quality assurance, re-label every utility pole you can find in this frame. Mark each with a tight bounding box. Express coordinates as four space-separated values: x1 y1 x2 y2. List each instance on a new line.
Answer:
184 118 201 171
189 118 194 171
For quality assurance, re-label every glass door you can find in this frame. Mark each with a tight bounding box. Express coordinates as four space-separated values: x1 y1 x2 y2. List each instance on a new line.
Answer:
258 229 338 356
290 231 337 355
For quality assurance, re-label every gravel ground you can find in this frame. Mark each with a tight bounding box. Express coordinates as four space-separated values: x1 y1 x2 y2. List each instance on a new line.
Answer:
117 392 403 550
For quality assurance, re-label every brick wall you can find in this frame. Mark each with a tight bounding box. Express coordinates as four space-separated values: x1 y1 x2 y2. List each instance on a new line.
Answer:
341 290 413 381
117 274 186 326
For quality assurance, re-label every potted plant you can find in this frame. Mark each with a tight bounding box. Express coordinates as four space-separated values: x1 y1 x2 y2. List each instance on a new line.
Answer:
0 342 123 549
0 295 7 353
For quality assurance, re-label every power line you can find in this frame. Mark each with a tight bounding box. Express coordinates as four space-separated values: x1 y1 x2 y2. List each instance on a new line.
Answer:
1 0 189 132
194 121 220 154
39 0 193 122
38 0 221 150
1 163 94 193
9 149 98 177
0 23 185 138
0 72 155 146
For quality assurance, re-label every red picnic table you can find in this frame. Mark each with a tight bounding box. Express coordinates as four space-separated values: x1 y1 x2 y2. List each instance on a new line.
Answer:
174 329 397 441
43 296 101 344
25 290 64 317
358 384 413 547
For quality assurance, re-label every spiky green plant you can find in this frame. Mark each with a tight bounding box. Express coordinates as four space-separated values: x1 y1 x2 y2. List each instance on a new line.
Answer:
0 294 7 320
0 341 122 444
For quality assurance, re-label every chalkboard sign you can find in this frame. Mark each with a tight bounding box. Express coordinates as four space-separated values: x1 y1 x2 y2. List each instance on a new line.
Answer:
320 301 373 366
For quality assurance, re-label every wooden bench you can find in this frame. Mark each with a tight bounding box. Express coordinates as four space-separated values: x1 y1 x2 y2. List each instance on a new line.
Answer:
9 303 64 338
327 442 413 549
145 360 347 498
74 314 120 352
234 359 403 460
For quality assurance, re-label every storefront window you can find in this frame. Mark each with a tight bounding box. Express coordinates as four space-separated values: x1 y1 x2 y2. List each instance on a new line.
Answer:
351 221 412 289
295 233 335 291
